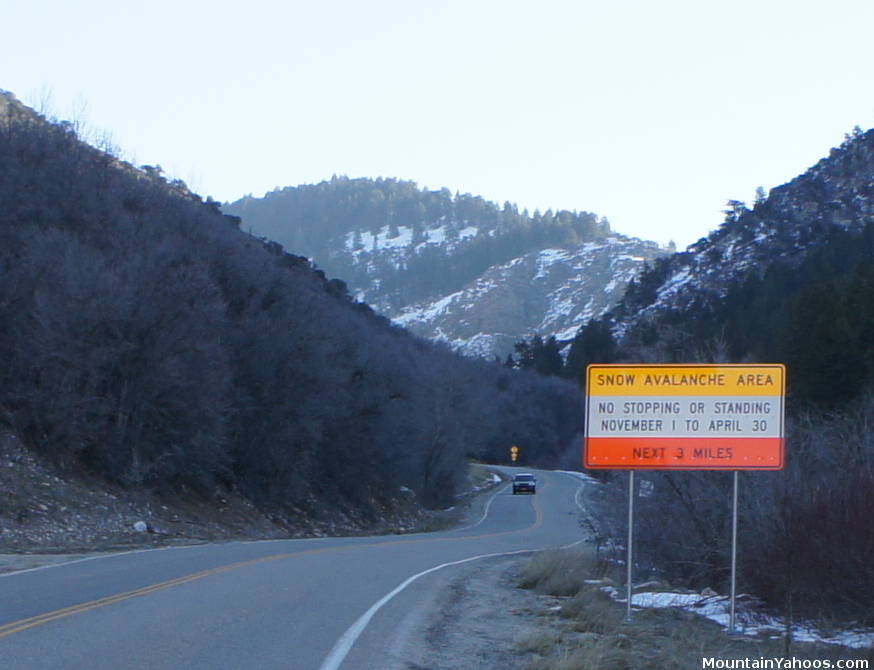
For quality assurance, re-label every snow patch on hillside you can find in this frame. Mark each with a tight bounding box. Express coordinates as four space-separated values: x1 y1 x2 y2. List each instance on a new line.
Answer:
345 225 413 252
344 224 479 256
392 235 665 358
554 324 582 341
394 291 460 325
534 249 570 280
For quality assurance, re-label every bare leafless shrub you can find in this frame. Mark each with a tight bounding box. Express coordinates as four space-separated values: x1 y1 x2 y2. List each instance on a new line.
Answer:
591 392 874 622
0 95 585 519
743 398 874 623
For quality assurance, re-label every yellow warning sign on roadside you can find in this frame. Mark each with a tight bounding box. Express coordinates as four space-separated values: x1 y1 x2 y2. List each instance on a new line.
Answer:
585 364 785 470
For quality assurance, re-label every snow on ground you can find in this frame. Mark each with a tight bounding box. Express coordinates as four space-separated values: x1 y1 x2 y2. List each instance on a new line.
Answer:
554 324 581 341
425 225 477 245
393 290 461 325
551 469 873 650
651 267 692 303
554 470 600 484
458 225 479 240
345 223 479 255
426 226 446 244
623 591 874 649
534 248 570 279
346 225 414 252
543 295 577 320
405 224 480 252
459 469 505 499
450 332 501 359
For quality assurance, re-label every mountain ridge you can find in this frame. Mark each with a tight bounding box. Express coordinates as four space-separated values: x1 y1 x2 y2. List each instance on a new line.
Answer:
224 176 668 358
607 126 874 343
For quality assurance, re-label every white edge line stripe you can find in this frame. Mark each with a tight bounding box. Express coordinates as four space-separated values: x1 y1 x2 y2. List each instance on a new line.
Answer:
319 471 589 670
555 471 590 513
318 540 584 670
456 481 508 531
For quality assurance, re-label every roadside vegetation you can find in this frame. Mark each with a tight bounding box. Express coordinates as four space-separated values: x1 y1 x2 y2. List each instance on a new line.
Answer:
512 129 874 626
0 91 582 540
517 549 873 670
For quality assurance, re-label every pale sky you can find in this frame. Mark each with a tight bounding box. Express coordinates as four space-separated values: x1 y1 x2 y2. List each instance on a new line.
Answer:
4 0 874 248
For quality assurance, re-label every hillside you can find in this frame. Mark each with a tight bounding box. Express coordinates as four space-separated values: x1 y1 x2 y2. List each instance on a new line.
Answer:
0 90 584 548
395 237 662 358
610 127 874 345
224 178 668 358
563 126 874 624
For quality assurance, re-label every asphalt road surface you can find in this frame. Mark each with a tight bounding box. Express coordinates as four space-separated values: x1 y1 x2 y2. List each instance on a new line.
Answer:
0 468 588 669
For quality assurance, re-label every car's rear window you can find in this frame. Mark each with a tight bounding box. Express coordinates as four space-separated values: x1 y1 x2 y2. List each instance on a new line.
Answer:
515 475 534 481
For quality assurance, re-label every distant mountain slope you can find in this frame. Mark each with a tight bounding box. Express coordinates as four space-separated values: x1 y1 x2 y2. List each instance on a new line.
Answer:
609 127 874 344
225 177 668 358
395 237 663 358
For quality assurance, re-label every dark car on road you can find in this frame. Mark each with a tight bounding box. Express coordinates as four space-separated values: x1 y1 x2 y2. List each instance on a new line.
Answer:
512 473 536 495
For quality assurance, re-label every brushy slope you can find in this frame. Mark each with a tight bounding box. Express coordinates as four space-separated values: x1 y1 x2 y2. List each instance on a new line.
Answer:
0 91 583 524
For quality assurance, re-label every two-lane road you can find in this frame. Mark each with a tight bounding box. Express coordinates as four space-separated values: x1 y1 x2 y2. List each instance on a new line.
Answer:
0 468 588 669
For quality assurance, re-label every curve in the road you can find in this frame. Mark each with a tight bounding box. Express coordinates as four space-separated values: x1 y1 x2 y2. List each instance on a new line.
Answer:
318 477 590 670
0 474 549 641
0 469 590 670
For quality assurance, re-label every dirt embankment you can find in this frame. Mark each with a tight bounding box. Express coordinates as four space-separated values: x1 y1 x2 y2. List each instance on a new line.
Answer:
0 429 503 572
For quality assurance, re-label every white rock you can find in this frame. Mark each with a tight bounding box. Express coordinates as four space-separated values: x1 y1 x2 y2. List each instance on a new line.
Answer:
132 520 148 532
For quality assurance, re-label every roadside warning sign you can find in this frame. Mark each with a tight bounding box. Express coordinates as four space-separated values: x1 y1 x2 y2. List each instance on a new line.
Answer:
584 364 785 470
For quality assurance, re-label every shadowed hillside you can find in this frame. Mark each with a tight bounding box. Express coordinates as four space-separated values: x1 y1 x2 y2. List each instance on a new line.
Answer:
0 91 584 526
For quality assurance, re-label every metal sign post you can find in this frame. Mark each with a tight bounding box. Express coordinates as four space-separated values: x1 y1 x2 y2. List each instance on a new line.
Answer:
729 470 739 633
584 364 786 634
626 470 635 621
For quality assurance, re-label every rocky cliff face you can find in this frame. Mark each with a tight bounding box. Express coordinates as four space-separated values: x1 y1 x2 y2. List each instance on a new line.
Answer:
610 128 874 341
395 237 664 358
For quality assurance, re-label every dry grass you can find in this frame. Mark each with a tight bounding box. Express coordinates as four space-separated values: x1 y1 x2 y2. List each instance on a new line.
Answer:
518 548 873 670
515 631 564 656
561 587 625 634
518 547 604 596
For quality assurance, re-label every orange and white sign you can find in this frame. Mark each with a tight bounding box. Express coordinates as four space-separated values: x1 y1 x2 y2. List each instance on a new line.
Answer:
585 364 785 470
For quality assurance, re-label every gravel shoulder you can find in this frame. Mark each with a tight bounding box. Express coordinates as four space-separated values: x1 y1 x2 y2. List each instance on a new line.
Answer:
387 554 560 670
386 552 874 670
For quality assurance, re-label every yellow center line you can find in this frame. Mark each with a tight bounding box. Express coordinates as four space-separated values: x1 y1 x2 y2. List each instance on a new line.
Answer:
0 478 549 639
